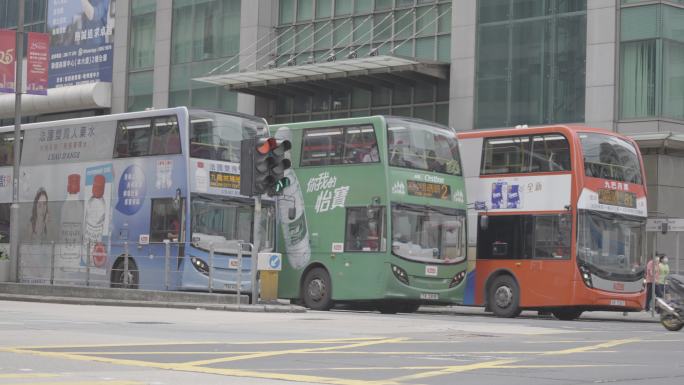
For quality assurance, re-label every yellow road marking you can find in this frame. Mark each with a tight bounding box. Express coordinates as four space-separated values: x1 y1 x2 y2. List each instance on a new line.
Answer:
389 359 519 382
0 374 59 379
4 345 401 385
183 337 408 366
542 338 640 355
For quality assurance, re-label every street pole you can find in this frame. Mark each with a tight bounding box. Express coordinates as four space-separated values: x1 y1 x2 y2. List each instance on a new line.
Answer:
251 196 261 305
9 0 25 282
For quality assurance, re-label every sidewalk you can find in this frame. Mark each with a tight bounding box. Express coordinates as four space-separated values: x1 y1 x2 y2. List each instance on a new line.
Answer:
418 304 660 322
0 282 305 313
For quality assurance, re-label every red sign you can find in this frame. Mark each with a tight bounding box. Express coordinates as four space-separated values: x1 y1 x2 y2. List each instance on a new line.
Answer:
613 282 625 291
0 29 16 93
26 32 49 95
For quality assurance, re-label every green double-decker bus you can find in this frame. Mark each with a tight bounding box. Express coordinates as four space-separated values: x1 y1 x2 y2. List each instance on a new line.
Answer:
271 116 469 313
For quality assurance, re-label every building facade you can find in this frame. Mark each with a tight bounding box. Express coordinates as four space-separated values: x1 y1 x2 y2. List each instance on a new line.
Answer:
1 0 683 272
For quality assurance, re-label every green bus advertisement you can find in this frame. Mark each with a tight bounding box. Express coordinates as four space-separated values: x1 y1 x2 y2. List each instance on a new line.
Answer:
271 116 468 313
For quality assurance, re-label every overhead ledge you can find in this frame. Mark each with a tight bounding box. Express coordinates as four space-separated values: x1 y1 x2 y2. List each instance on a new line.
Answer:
0 82 111 119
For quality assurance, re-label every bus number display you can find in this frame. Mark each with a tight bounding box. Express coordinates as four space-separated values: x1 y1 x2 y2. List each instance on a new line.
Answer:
209 171 240 189
598 189 636 208
407 180 451 200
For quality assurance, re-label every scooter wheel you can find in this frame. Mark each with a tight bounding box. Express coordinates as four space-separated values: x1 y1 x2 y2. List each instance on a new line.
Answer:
660 314 684 331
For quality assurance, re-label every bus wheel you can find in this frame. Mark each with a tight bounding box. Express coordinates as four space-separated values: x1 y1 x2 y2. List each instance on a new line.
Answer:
302 268 333 311
401 303 421 313
111 257 139 289
552 309 583 321
488 275 521 318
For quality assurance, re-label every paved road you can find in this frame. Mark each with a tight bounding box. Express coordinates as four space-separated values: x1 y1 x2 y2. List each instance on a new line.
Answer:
1 301 682 385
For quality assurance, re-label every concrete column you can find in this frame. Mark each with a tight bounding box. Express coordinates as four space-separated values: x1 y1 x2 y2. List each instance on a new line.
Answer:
152 1 172 109
449 0 477 131
584 0 617 130
237 0 277 116
111 0 130 114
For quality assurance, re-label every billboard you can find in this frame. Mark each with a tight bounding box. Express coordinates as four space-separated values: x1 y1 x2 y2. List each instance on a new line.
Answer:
47 0 115 88
27 32 50 95
0 29 16 93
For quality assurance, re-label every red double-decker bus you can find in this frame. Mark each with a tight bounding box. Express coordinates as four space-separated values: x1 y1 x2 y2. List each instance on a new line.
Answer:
458 125 647 319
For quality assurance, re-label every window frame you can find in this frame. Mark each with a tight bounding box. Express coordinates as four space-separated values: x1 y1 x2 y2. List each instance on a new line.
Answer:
149 197 185 243
113 115 182 158
300 124 380 167
344 206 387 253
481 133 571 175
476 213 572 260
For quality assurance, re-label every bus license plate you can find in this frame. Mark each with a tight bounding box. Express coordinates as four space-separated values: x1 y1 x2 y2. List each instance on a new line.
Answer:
420 293 439 300
610 299 626 306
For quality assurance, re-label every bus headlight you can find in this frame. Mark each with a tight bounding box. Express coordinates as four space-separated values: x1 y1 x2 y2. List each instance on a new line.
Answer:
579 265 593 288
449 270 466 288
190 256 210 276
391 264 409 285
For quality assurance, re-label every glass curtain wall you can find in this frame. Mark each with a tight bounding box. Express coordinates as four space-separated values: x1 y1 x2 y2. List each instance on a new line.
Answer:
0 0 47 32
620 2 684 121
169 0 240 111
475 0 586 129
126 0 156 112
273 0 451 125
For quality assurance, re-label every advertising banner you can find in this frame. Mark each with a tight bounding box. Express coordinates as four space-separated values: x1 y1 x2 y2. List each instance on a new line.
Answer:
0 29 16 93
27 32 50 95
47 0 115 88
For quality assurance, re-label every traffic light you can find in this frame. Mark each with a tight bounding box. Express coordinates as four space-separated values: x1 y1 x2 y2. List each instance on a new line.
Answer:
240 137 291 197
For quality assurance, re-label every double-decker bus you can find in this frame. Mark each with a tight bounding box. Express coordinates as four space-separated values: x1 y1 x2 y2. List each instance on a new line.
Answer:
0 107 274 291
271 116 468 313
458 125 647 319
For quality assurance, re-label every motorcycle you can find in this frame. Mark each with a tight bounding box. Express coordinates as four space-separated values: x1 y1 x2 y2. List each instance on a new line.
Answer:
655 274 684 332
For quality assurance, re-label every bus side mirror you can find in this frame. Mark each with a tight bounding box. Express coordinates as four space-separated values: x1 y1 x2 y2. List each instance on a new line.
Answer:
288 207 296 221
480 215 489 231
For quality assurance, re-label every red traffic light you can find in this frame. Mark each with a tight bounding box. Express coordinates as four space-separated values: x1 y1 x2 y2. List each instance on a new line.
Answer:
256 137 291 155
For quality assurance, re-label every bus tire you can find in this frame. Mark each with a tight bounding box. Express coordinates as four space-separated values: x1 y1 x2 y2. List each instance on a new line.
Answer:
552 309 583 321
110 257 139 289
488 275 521 318
302 267 333 311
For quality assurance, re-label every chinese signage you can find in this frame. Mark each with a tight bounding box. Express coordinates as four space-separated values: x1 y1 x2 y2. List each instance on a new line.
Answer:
47 0 115 88
407 180 451 200
20 121 116 165
306 172 349 214
210 171 240 190
27 32 50 95
598 189 636 209
0 29 16 93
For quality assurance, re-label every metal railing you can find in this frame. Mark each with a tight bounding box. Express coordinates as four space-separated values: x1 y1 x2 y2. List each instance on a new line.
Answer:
16 240 253 302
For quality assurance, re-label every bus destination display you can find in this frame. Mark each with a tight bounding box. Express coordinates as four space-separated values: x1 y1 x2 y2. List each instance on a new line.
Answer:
407 180 451 200
210 171 240 189
598 189 636 208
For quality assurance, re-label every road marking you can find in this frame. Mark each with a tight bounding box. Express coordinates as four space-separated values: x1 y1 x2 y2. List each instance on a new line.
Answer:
389 359 519 382
183 337 407 366
275 363 634 371
542 338 640 355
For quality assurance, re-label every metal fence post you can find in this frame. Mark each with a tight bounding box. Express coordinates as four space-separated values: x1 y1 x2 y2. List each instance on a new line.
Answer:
208 242 214 293
237 242 242 307
164 240 170 290
124 241 129 287
86 242 91 287
50 241 55 285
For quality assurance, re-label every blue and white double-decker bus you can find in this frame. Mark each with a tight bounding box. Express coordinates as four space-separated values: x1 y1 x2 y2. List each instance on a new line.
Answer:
0 107 273 292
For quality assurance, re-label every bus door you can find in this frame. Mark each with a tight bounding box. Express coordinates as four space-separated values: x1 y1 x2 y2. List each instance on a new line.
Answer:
149 197 185 286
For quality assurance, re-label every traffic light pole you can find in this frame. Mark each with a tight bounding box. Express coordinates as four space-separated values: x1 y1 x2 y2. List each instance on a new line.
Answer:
250 195 261 305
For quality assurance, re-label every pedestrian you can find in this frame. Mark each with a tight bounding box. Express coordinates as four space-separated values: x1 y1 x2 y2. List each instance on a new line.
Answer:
656 254 670 299
645 255 660 311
